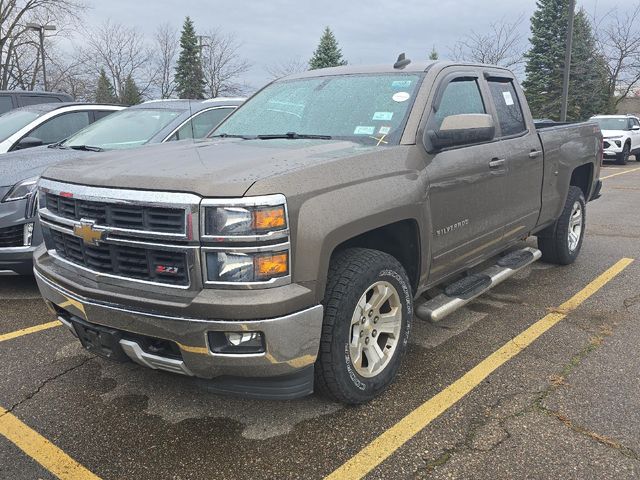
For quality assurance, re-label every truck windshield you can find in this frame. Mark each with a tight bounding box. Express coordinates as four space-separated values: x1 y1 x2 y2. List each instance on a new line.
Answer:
62 108 182 150
213 73 423 145
594 118 629 131
0 109 41 142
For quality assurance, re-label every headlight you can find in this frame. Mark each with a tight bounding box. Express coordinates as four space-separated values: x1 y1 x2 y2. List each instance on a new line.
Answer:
202 195 287 238
205 250 289 283
2 177 38 202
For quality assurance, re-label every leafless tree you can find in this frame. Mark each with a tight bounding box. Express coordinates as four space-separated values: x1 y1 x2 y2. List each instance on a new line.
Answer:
78 20 156 101
265 56 308 80
152 23 178 98
450 14 526 73
201 29 251 98
593 6 640 107
0 0 84 89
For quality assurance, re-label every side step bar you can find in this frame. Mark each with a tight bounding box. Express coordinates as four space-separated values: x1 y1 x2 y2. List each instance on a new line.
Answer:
416 247 542 322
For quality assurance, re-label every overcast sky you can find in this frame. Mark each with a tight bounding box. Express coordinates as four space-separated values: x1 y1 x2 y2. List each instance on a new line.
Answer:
82 0 634 91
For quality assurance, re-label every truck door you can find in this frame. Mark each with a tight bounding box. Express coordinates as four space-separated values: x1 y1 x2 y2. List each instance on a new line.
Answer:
485 75 544 239
424 72 508 279
629 117 640 152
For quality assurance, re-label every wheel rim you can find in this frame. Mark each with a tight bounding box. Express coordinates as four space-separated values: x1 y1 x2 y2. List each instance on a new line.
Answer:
624 146 630 161
567 201 583 252
349 281 402 378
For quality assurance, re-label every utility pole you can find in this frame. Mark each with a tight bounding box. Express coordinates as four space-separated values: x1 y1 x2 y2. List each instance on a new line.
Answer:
26 23 56 91
197 35 210 64
560 0 576 122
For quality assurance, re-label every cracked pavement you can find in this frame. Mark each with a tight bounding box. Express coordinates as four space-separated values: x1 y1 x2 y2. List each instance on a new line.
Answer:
0 164 639 479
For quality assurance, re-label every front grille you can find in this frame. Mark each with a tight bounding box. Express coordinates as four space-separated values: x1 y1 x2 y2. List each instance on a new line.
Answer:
0 225 24 247
48 229 189 286
45 193 186 234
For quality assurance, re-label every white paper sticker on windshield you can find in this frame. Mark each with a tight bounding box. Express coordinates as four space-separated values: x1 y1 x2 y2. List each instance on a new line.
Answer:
379 126 391 135
373 111 394 121
502 91 514 106
392 92 411 102
354 126 375 135
392 80 412 89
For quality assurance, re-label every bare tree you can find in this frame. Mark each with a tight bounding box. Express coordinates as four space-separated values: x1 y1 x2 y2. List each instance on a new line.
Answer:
78 20 156 101
153 23 178 98
450 15 526 72
593 6 640 107
265 56 308 80
201 29 250 98
0 0 84 89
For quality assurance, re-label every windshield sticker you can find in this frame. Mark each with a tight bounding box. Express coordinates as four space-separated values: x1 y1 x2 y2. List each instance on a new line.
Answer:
391 80 412 89
372 111 394 121
378 126 391 135
392 92 411 102
502 91 515 106
354 126 376 135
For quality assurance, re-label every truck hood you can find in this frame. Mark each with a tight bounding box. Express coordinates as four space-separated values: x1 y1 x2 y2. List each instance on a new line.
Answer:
42 139 375 197
0 146 92 188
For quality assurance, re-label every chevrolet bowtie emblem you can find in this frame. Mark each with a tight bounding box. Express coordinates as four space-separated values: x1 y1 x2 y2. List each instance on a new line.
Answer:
73 220 106 246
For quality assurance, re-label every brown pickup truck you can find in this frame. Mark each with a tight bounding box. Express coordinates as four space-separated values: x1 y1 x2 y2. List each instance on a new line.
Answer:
33 60 602 404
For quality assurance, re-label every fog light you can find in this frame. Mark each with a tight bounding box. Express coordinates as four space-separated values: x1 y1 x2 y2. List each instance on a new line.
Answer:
208 331 265 354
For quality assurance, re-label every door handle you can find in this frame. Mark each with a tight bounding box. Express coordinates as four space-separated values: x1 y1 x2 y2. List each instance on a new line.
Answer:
529 150 542 159
489 158 506 169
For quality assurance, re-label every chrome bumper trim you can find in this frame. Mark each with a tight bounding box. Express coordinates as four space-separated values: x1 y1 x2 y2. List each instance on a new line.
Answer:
120 339 194 376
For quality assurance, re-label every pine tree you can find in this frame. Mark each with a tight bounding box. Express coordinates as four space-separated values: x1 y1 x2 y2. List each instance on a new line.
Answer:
429 47 439 61
175 16 205 99
121 75 142 105
523 0 609 120
309 27 347 70
95 68 117 103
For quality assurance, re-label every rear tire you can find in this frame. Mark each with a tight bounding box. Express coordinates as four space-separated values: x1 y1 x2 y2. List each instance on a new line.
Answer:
314 248 413 404
616 143 630 165
538 186 586 265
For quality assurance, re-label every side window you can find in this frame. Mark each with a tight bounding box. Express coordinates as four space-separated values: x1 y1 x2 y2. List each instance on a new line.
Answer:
28 111 91 144
0 95 13 114
20 96 56 107
487 79 526 137
432 78 485 130
169 108 234 141
93 110 115 122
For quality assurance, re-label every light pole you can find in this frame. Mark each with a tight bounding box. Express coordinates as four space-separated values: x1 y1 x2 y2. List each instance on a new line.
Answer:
26 23 56 91
560 0 576 122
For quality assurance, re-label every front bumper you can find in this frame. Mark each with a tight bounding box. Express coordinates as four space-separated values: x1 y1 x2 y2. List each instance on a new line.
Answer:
603 139 624 157
35 268 323 382
0 196 41 273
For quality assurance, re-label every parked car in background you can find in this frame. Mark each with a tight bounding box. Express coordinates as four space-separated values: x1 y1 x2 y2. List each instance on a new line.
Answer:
591 114 640 165
0 103 122 154
0 90 73 115
0 98 243 275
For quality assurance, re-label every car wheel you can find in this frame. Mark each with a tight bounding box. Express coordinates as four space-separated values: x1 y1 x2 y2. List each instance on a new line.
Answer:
314 248 413 404
616 143 630 165
538 186 586 265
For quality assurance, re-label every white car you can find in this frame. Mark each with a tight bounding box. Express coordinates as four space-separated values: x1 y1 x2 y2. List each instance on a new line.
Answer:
0 103 123 154
591 114 640 165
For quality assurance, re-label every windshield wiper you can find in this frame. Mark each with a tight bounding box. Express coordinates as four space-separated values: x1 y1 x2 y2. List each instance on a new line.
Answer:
209 133 256 140
68 145 104 152
257 132 333 140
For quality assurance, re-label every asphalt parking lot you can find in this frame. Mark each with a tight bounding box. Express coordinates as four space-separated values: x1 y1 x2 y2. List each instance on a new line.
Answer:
1 163 639 480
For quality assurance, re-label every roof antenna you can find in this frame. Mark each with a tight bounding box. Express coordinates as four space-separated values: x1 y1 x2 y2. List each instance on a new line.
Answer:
394 53 411 69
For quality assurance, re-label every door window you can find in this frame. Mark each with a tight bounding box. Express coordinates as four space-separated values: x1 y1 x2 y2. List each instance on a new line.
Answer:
169 108 234 141
93 110 116 122
0 96 13 114
432 78 486 130
28 111 91 144
488 79 526 136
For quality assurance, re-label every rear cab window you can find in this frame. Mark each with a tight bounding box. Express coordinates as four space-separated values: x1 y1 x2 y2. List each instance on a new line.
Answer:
487 78 526 137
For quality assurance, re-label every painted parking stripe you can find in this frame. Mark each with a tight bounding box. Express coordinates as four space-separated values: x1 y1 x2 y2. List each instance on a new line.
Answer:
0 321 61 343
0 406 101 479
326 258 634 480
601 166 640 180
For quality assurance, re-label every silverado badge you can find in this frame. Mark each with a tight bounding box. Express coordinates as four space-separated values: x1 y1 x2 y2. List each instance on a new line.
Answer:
73 220 106 246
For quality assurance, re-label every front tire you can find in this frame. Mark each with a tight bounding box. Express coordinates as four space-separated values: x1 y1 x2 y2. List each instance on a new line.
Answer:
616 143 630 165
314 248 413 404
538 186 586 265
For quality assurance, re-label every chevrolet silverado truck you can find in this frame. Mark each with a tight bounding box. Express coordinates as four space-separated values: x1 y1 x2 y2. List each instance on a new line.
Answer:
33 60 603 404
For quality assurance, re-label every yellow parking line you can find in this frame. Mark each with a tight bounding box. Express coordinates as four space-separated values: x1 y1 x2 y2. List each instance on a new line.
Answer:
0 321 61 343
601 166 640 180
0 406 101 479
326 257 634 480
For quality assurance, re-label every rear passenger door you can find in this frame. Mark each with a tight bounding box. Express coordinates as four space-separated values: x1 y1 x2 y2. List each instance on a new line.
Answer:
486 75 544 240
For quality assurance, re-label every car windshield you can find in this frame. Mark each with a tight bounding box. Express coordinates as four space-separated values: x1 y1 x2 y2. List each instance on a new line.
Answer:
213 73 423 145
0 109 42 142
63 108 183 150
594 118 630 131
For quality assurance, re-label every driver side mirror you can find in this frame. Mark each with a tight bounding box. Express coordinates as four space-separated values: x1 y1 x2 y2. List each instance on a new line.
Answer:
631 125 640 131
14 136 44 150
427 114 495 151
